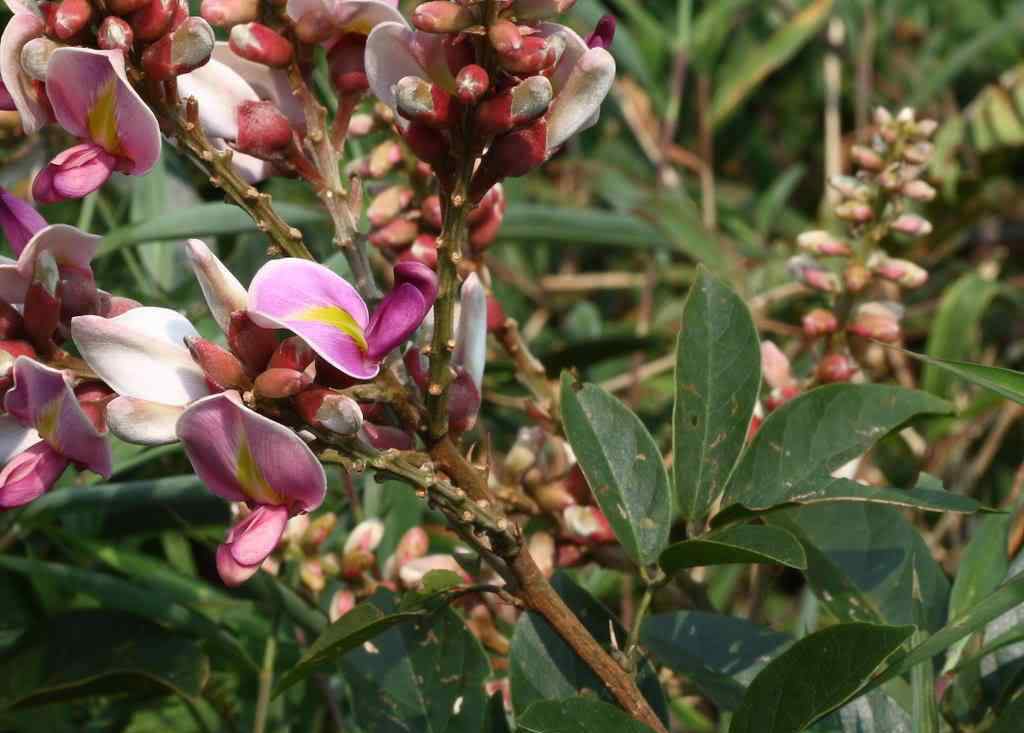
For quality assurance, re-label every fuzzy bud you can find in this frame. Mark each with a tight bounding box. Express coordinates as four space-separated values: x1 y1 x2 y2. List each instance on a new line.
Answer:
913 119 938 138
398 554 465 588
229 22 294 68
186 336 252 390
97 17 134 52
200 0 259 27
268 337 314 372
498 35 559 75
760 340 795 391
370 217 418 250
817 353 857 383
254 368 312 398
401 123 451 177
469 118 548 201
828 174 870 201
142 17 216 81
488 19 523 53
834 200 874 222
400 234 439 268
107 0 150 14
394 76 453 128
901 180 936 202
228 311 278 373
890 213 933 237
130 0 176 42
236 100 292 157
788 256 840 293
847 302 903 343
850 144 884 171
366 139 403 178
344 518 384 555
476 75 553 136
367 186 414 227
868 253 928 288
563 505 615 543
802 308 838 338
528 531 556 578
903 142 933 165
294 388 363 435
411 1 476 33
797 229 851 257
53 0 93 41
20 37 59 82
329 590 356 622
455 64 490 105
844 263 871 293
328 33 368 94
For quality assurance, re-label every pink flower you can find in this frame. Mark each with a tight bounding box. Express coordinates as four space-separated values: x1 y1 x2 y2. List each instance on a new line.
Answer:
0 186 46 256
247 259 437 380
0 2 52 134
176 392 327 585
31 48 160 203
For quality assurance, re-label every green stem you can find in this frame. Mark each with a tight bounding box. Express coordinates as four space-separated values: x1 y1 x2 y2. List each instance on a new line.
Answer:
625 583 655 669
253 615 279 733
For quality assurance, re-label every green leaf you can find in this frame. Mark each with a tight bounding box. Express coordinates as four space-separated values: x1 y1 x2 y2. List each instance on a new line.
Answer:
498 204 674 251
911 572 940 733
274 599 426 697
731 623 915 733
0 610 208 710
560 373 673 566
721 384 953 511
901 352 1024 406
340 593 489 733
509 574 668 724
711 0 834 128
20 476 211 518
97 202 328 256
990 694 1024 733
659 524 806 574
921 273 1002 396
517 697 656 733
640 611 790 710
672 267 760 520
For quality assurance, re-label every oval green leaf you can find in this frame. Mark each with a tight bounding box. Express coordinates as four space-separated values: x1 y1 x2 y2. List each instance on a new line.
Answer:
518 697 656 733
660 524 806 574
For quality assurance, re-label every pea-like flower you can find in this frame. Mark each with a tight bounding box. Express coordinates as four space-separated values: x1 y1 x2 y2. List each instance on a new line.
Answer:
0 357 112 508
176 391 326 585
0 0 52 133
247 259 437 380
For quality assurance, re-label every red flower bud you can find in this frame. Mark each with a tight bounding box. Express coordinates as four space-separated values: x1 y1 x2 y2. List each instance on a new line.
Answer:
254 367 312 398
817 353 856 384
328 33 369 95
229 22 294 68
498 35 559 75
469 118 547 201
847 302 902 343
97 17 134 52
411 1 476 33
294 388 363 434
398 234 438 269
469 201 503 252
367 139 402 178
130 0 176 42
369 217 418 249
402 122 452 178
53 0 93 41
142 17 216 81
200 0 259 27
186 336 253 391
485 295 506 333
476 75 552 137
268 336 314 371
455 64 489 105
421 195 443 230
236 100 293 157
801 308 839 338
169 0 190 32
488 19 523 54
107 0 150 15
362 423 413 450
97 293 142 318
0 299 25 339
394 76 453 128
227 311 279 374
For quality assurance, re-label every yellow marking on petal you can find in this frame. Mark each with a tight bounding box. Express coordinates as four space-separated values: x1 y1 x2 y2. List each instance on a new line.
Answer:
37 398 62 450
236 432 283 505
295 305 368 353
87 77 122 155
341 21 373 34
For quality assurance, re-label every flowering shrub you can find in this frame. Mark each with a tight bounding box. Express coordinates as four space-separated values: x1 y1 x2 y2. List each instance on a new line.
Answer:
1 1 1024 732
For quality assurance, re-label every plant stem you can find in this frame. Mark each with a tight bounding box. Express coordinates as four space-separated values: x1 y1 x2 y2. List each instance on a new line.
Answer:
253 617 279 733
625 583 655 667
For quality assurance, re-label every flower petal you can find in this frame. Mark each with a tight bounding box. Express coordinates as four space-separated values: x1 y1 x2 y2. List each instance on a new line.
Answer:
544 46 615 153
453 272 486 392
538 23 587 96
0 440 68 508
0 13 49 134
0 187 46 257
16 223 101 280
185 238 247 334
216 542 261 586
71 307 208 406
330 0 406 35
177 393 327 510
0 263 27 304
248 258 375 379
33 142 116 204
226 503 289 566
45 48 160 174
0 414 39 463
106 396 184 445
365 22 429 114
176 57 260 141
364 261 437 360
211 42 305 130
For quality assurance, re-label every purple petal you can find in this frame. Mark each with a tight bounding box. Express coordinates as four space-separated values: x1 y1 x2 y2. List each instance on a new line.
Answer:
177 393 327 511
248 258 376 379
0 441 68 508
226 503 289 566
364 262 437 360
0 13 49 134
44 48 160 174
586 15 616 50
0 187 46 256
0 79 15 111
16 223 101 280
216 543 261 586
33 143 117 204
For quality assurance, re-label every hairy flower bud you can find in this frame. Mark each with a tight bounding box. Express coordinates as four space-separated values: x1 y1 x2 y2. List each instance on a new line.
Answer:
476 75 552 136
229 23 294 68
488 19 523 54
344 518 384 555
200 0 259 27
97 17 134 52
903 142 933 165
394 76 453 128
53 0 93 41
294 388 363 435
563 505 615 543
327 33 368 95
850 144 883 171
367 185 413 227
228 311 278 373
844 263 871 293
828 174 870 201
802 308 838 338
797 229 851 257
868 253 928 288
254 367 312 398
455 64 489 105
268 336 314 371
498 35 559 75
402 123 451 177
236 100 292 157
185 336 252 390
21 37 60 82
890 213 933 237
847 302 903 343
142 17 216 81
902 180 936 202
130 0 176 42
788 256 840 293
329 589 356 622
834 200 874 222
411 1 477 33
469 119 548 201
818 353 856 384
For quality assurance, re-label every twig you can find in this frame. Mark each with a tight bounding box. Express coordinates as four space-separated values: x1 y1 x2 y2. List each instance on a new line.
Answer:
599 354 675 394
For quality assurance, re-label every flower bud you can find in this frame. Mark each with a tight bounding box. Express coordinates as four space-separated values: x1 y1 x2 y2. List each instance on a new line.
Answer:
896 106 915 124
228 311 279 373
299 558 326 592
420 195 443 229
847 302 903 342
268 335 314 371
903 142 933 165
97 17 134 52
142 17 216 81
53 0 93 41
201 0 259 27
913 119 938 139
394 76 453 128
294 388 363 435
367 139 403 178
254 367 311 398
97 293 142 318
844 263 871 293
901 180 936 202
817 353 856 383
834 200 874 222
498 35 559 75
24 252 60 354
802 308 838 338
130 0 176 42
760 340 795 391
469 118 548 201
455 64 489 105
401 123 451 176
370 217 419 250
399 234 439 268
367 186 413 227
411 1 477 33
563 505 615 543
890 213 933 237
488 19 523 54
788 256 840 293
868 253 928 288
344 518 384 555
329 589 356 622
186 336 252 390
229 22 294 68
850 144 883 171
236 100 293 157
20 37 60 82
108 0 150 14
361 423 414 451
587 15 616 49
328 33 368 94
528 531 556 578
828 174 870 201
476 75 552 136
0 299 25 340
797 229 851 257
398 554 465 588
469 205 503 252
392 526 429 567
533 481 577 512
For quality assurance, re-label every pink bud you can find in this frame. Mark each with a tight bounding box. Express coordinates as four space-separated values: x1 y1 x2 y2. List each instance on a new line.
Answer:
850 144 884 171
788 256 840 293
586 14 616 49
329 590 356 622
834 200 874 222
903 142 933 165
890 213 933 237
398 554 465 588
108 0 150 15
455 64 490 105
394 76 453 128
200 0 258 27
399 234 439 269
361 423 413 451
867 253 928 288
394 526 429 565
344 518 385 555
370 217 418 249
847 302 903 343
533 481 577 512
421 195 443 229
170 0 189 31
236 100 293 157
97 17 134 52
186 336 253 390
142 17 216 81
844 264 872 293
130 0 176 42
254 367 312 398
411 1 477 33
801 308 838 338
328 33 368 95
53 0 93 41
486 295 506 333
760 340 795 391
367 186 414 227
469 201 504 252
294 388 363 435
797 229 851 257
0 442 69 508
367 139 404 178
476 75 552 136
268 336 314 371
229 22 294 68
528 531 556 578
817 353 856 383
489 19 523 53
402 123 452 179
901 180 936 202
498 35 559 75
228 311 279 373
563 505 615 543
